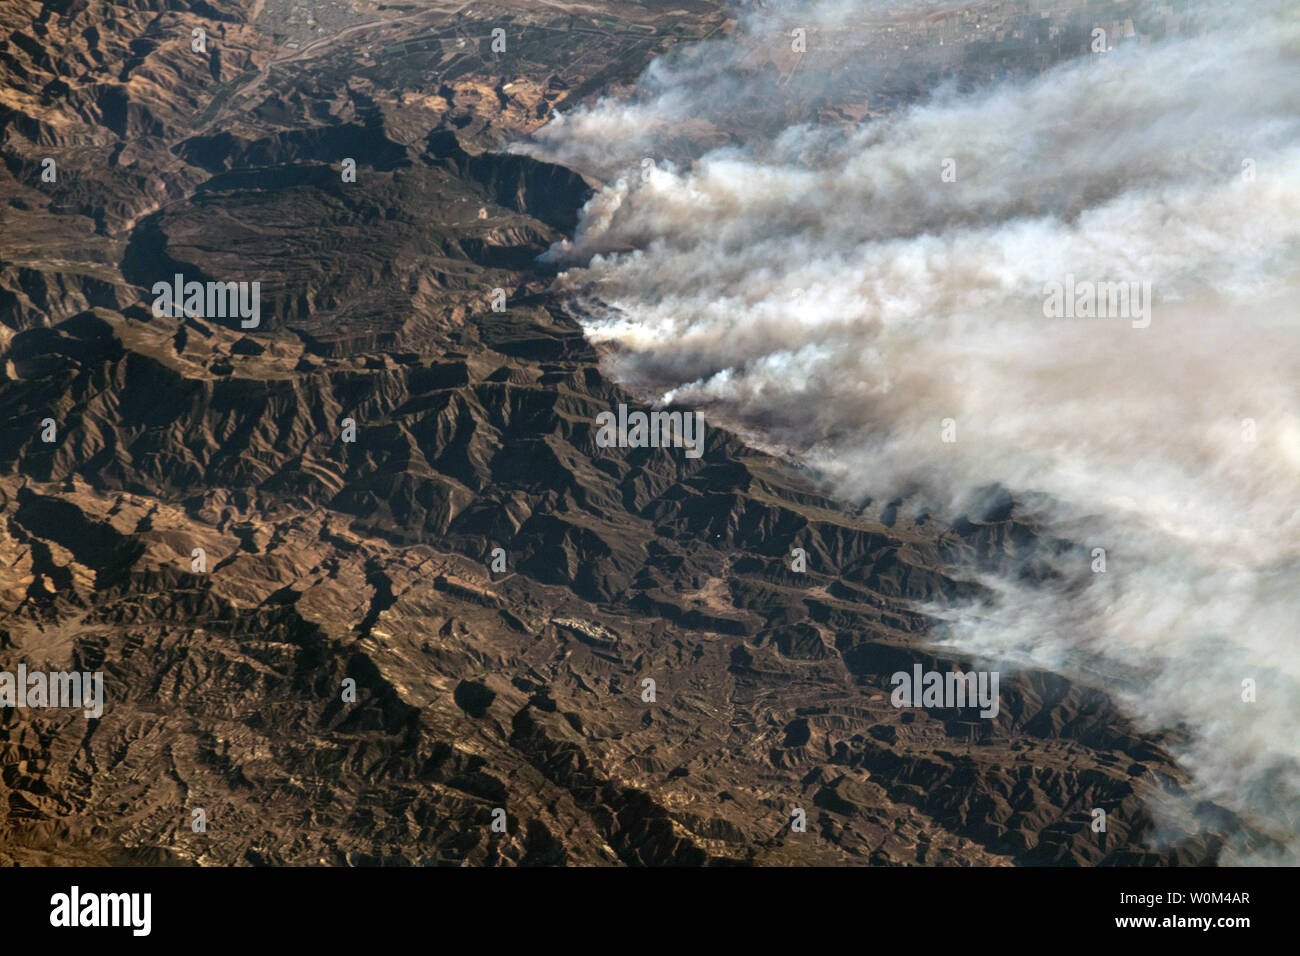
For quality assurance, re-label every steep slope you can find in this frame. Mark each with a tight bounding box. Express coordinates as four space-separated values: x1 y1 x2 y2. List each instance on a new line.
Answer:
0 0 1274 866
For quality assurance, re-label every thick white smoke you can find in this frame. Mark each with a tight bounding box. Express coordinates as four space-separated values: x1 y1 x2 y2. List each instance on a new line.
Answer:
521 1 1300 861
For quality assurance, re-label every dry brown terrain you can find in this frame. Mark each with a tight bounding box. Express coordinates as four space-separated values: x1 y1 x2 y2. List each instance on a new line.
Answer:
0 0 1271 865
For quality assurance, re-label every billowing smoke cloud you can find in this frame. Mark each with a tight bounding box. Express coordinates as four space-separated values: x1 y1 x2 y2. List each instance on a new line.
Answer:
520 0 1300 861
520 0 963 176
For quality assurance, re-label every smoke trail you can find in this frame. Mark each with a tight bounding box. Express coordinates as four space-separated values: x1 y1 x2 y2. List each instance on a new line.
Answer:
521 0 1300 861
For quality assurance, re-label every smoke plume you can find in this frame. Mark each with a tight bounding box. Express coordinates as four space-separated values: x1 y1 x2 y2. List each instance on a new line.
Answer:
519 0 1300 861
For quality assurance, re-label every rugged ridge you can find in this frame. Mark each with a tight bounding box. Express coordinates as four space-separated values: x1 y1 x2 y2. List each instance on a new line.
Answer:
0 0 1273 866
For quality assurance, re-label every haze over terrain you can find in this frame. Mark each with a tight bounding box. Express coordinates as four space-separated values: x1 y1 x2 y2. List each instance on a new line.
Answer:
0 0 1290 866
521 0 1300 862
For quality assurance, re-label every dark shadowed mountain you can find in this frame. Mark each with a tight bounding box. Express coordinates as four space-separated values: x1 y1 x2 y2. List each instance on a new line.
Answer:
0 0 1268 866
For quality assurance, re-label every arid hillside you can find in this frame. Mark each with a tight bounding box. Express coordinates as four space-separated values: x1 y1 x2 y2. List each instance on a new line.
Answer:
0 0 1270 866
